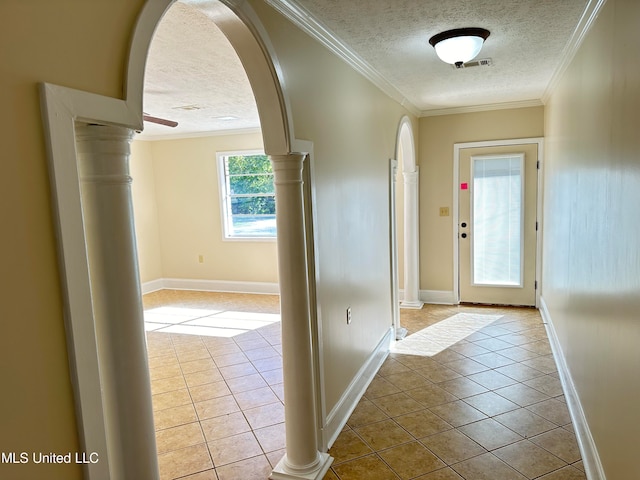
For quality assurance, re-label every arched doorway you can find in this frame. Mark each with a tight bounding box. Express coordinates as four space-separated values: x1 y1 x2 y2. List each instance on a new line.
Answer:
40 1 331 478
396 116 423 312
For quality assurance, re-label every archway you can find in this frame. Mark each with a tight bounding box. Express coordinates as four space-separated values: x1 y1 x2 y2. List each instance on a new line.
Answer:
396 116 423 312
40 1 331 478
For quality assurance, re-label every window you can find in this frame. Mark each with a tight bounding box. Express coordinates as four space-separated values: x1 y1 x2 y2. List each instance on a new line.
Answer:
471 154 524 286
217 151 277 239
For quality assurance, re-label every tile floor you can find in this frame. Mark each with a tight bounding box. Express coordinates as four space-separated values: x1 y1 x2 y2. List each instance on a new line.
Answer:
143 290 585 480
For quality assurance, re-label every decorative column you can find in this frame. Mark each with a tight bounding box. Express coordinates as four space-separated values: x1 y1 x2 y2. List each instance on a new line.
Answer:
269 154 333 480
401 169 424 310
76 124 159 479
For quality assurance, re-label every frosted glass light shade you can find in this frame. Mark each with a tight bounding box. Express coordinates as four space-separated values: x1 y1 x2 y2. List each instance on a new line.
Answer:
429 28 490 65
434 36 484 64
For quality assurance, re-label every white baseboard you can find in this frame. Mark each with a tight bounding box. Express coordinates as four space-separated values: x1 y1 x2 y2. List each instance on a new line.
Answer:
140 278 164 294
540 297 606 480
140 278 280 295
321 327 393 450
397 289 457 305
421 290 457 304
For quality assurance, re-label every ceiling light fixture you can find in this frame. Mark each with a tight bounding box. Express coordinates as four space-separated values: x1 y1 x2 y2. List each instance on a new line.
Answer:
429 28 490 68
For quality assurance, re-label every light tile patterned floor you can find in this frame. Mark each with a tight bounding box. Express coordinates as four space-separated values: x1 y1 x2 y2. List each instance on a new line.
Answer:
144 290 585 480
144 290 284 480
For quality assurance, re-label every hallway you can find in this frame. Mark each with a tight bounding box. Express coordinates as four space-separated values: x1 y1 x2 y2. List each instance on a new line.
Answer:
144 291 584 480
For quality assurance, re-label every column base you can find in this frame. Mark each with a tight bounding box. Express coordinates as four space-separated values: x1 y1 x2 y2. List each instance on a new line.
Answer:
270 453 333 480
400 300 424 310
395 327 408 341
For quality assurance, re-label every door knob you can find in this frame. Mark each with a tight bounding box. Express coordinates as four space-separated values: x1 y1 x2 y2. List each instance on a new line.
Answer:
461 222 467 228
461 233 467 238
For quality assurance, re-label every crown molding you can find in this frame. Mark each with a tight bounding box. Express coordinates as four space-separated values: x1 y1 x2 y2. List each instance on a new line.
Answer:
420 99 544 117
264 0 421 117
542 0 607 104
134 127 263 141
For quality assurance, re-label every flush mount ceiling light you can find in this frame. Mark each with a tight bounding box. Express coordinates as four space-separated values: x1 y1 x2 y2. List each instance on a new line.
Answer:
429 28 490 67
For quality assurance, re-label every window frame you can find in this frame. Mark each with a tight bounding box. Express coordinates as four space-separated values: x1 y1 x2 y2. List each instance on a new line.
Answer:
216 149 277 242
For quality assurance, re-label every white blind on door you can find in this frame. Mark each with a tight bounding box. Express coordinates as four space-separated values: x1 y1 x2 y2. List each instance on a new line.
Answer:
472 155 524 286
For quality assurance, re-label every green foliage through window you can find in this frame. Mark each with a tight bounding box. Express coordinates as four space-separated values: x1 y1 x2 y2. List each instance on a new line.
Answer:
219 153 277 238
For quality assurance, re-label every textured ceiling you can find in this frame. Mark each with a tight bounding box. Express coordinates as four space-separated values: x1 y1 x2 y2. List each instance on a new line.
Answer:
140 1 260 138
295 0 587 110
139 0 588 139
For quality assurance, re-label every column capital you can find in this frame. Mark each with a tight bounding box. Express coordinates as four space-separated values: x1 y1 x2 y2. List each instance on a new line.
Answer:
76 124 135 183
75 123 134 145
269 153 307 185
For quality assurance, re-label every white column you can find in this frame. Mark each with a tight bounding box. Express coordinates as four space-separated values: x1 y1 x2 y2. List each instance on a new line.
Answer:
76 124 159 479
401 169 424 309
269 154 333 480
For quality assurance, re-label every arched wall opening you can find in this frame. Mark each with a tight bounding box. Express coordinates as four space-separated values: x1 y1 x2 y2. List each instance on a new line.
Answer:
395 116 423 312
40 1 330 478
131 1 279 296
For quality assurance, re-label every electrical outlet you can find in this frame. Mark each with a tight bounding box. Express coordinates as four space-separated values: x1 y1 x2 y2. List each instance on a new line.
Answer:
346 307 352 325
198 254 204 263
439 207 450 217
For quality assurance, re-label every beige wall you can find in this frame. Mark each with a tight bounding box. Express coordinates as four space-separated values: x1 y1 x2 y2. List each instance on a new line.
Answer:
131 132 278 284
543 0 640 477
131 140 164 284
0 0 413 471
251 0 418 412
0 1 145 478
418 107 544 293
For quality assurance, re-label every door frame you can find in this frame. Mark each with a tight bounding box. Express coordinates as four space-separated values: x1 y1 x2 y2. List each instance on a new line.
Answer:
453 137 544 307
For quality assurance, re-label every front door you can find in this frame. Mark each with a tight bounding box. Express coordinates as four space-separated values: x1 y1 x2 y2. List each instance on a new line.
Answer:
458 143 538 306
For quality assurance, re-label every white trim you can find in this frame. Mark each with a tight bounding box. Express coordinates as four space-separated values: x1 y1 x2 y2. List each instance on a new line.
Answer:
539 297 606 480
270 453 333 480
322 327 392 450
397 289 457 305
542 0 608 104
421 290 457 305
421 99 543 117
453 138 544 307
39 1 299 477
292 141 326 453
143 278 280 295
389 160 403 341
264 0 420 117
535 142 544 308
141 278 165 294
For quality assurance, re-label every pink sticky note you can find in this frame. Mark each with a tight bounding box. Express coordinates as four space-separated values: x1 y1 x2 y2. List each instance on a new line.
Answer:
461 182 468 190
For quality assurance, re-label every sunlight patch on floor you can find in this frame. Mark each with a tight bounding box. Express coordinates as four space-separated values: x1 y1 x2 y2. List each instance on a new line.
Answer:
391 312 503 356
144 307 280 337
